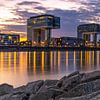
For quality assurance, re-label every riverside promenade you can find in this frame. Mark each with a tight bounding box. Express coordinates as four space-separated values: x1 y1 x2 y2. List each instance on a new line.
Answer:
0 46 100 51
0 71 100 100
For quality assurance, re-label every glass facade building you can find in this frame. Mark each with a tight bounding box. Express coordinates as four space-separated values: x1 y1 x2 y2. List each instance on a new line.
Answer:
0 34 20 46
77 24 100 34
27 15 60 46
77 24 100 46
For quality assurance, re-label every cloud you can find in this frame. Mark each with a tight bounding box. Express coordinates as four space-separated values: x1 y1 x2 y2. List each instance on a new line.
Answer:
34 6 47 11
17 1 41 5
0 0 99 38
45 9 81 37
1 24 27 37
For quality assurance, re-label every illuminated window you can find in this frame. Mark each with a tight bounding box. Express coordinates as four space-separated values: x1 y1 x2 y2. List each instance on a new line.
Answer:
9 36 12 40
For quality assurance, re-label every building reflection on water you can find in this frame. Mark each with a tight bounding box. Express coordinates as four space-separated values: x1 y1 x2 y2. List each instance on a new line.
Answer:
0 51 100 87
26 51 100 75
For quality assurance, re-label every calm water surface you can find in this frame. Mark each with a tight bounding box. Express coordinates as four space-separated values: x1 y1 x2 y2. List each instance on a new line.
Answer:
0 51 100 87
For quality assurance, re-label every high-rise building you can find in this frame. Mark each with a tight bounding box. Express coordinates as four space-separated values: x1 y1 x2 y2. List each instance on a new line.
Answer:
77 23 100 46
27 14 60 46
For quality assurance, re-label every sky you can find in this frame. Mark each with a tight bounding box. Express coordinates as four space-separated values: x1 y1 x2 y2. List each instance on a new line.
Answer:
0 0 100 40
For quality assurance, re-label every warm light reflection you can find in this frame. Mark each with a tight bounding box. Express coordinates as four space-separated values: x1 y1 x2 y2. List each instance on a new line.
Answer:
8 52 11 71
80 51 83 67
85 51 87 66
58 51 61 72
50 51 53 72
14 52 17 74
19 52 27 74
19 52 23 73
0 52 4 72
0 51 99 87
97 51 99 68
88 51 91 67
54 52 56 66
66 51 68 67
41 51 45 74
92 51 94 66
74 51 76 67
33 51 36 74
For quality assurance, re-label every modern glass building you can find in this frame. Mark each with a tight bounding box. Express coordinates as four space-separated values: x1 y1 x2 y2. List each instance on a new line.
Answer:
0 34 20 46
27 14 60 46
77 23 100 46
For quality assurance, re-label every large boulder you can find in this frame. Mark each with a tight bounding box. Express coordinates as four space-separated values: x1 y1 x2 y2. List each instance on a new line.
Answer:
25 80 44 94
38 80 58 93
55 79 100 99
13 85 26 93
4 92 26 100
29 88 64 100
57 91 100 100
56 76 67 88
67 71 80 78
56 71 84 91
62 74 84 91
0 84 13 96
81 71 100 83
1 92 30 100
44 80 58 87
0 94 11 100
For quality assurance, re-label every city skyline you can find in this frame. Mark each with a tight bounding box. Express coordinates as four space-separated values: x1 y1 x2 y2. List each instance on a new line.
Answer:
0 0 99 40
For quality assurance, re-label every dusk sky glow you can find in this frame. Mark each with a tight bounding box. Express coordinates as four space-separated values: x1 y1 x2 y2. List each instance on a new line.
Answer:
0 0 99 39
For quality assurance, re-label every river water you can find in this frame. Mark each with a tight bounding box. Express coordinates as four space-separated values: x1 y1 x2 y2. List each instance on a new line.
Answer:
0 51 100 87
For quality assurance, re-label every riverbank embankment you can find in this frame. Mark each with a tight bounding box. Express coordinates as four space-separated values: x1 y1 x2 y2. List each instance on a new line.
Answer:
0 46 100 52
0 71 100 100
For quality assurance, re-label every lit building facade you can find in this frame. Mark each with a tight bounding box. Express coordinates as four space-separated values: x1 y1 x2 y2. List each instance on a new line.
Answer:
49 37 84 47
61 37 84 47
77 23 100 46
49 38 62 47
0 34 20 46
27 14 60 46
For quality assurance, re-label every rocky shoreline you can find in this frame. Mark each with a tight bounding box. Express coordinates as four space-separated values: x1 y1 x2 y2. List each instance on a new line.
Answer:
0 71 100 100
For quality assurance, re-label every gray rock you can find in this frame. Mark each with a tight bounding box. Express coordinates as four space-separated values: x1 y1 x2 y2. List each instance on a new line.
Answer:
44 80 58 86
1 92 31 100
58 91 100 100
8 92 26 100
25 80 44 94
81 71 100 83
57 73 84 92
67 79 100 97
56 76 67 88
56 79 100 99
0 84 13 96
38 80 58 93
29 94 35 100
1 71 100 100
29 88 64 100
13 85 26 93
21 93 30 100
67 71 80 78
62 74 83 91
56 71 84 89
0 94 11 100
29 92 51 100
